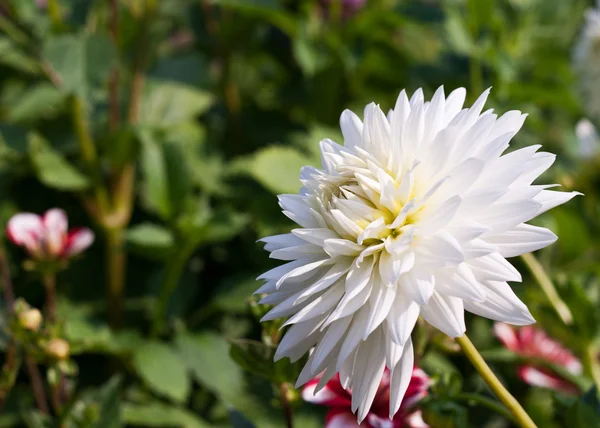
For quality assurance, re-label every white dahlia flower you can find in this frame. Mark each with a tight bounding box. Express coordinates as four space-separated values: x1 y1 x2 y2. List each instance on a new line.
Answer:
256 87 578 422
574 1 600 123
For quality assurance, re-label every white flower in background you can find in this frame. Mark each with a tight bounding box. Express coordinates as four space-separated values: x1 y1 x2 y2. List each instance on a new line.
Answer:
574 1 600 123
576 118 600 159
256 87 579 423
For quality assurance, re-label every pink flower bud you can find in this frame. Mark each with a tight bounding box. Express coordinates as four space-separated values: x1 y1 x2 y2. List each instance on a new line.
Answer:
18 308 43 332
46 338 70 360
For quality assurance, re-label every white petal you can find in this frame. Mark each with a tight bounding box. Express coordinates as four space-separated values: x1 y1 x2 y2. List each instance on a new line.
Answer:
261 233 305 252
443 87 466 124
43 208 68 256
387 291 420 345
435 264 486 302
274 314 325 361
402 270 435 305
336 307 371 370
352 330 387 422
340 109 363 149
533 190 582 216
64 228 94 257
311 315 353 372
484 223 558 258
467 253 522 282
389 338 415 418
324 239 365 257
464 281 535 325
418 195 461 233
295 259 353 303
282 284 345 326
269 244 325 260
362 280 396 339
7 213 44 254
421 292 466 338
292 228 339 246
476 199 542 234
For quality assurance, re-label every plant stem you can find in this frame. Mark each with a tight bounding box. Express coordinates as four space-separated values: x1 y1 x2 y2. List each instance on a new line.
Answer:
280 382 294 428
584 343 600 394
24 356 50 414
0 14 30 46
0 340 18 412
106 228 126 329
47 0 62 27
42 274 57 324
521 253 573 325
0 248 50 413
108 0 120 131
72 96 110 220
151 245 194 337
455 334 537 428
0 248 15 309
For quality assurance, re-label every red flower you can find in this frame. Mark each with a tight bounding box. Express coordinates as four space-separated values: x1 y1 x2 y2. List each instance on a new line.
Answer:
7 209 94 261
494 323 582 393
303 368 430 428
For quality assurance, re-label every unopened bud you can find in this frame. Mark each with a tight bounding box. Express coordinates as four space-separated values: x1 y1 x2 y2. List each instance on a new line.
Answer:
46 338 70 360
18 308 43 332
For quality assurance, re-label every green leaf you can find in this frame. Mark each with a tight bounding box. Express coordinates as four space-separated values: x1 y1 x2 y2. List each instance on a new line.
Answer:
139 130 192 220
230 339 303 384
241 145 318 194
140 80 213 128
89 376 122 428
176 205 249 248
214 0 297 36
0 125 28 155
123 401 212 428
8 83 66 123
175 333 281 428
212 276 261 313
126 223 175 260
42 33 116 100
132 342 191 404
28 133 90 190
21 411 52 428
566 397 600 428
0 37 40 74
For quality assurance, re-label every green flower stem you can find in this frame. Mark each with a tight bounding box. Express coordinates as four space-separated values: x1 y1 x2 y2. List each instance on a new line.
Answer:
521 253 573 325
151 243 196 337
0 14 30 46
42 274 57 324
280 382 294 428
47 0 62 27
584 343 600 395
24 356 50 414
0 249 49 414
456 334 538 428
72 96 110 220
106 227 126 330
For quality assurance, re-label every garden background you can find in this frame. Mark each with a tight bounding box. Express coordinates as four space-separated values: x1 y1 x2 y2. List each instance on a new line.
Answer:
0 0 599 427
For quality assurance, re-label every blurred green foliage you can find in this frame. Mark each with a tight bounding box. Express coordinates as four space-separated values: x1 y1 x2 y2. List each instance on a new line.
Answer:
0 0 599 426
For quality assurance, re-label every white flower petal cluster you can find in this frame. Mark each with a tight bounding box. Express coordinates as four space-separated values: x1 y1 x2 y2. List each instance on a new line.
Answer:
256 87 578 422
574 0 600 123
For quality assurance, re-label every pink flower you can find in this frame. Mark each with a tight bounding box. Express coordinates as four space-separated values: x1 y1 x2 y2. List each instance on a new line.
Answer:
7 209 94 261
494 323 582 393
303 367 430 428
